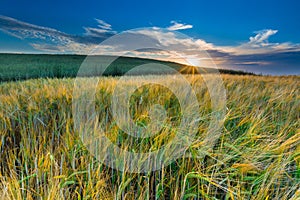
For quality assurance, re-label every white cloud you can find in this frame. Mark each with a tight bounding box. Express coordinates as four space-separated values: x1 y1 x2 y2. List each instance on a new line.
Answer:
95 19 112 30
0 16 116 53
218 29 300 55
249 29 278 45
84 19 116 36
167 21 193 31
0 15 71 43
129 28 214 51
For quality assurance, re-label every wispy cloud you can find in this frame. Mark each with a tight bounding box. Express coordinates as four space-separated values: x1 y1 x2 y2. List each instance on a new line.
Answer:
0 15 115 53
0 15 70 42
95 19 112 30
167 21 193 31
221 29 300 55
249 29 278 45
83 18 116 37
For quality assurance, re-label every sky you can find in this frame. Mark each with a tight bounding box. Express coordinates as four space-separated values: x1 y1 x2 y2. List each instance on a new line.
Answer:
0 0 300 75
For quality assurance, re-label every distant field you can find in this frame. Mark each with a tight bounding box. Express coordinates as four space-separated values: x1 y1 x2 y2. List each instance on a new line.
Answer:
0 53 255 81
0 74 299 199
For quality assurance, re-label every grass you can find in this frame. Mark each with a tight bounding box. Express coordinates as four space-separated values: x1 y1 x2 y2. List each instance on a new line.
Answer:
0 53 255 82
0 74 299 199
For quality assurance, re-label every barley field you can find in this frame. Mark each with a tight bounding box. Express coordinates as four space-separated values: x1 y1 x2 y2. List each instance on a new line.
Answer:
0 75 299 199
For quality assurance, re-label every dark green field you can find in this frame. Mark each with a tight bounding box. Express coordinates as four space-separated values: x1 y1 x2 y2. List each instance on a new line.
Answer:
0 53 255 82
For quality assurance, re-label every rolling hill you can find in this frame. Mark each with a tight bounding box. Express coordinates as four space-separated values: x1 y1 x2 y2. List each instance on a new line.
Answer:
0 53 255 82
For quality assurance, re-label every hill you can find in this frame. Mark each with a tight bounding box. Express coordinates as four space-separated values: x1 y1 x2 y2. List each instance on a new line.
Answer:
0 53 255 82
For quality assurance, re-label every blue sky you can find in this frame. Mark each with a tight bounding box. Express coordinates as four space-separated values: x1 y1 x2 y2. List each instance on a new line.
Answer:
0 0 300 75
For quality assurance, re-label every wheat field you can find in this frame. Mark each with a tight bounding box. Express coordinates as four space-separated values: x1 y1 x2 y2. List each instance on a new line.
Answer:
0 75 299 199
